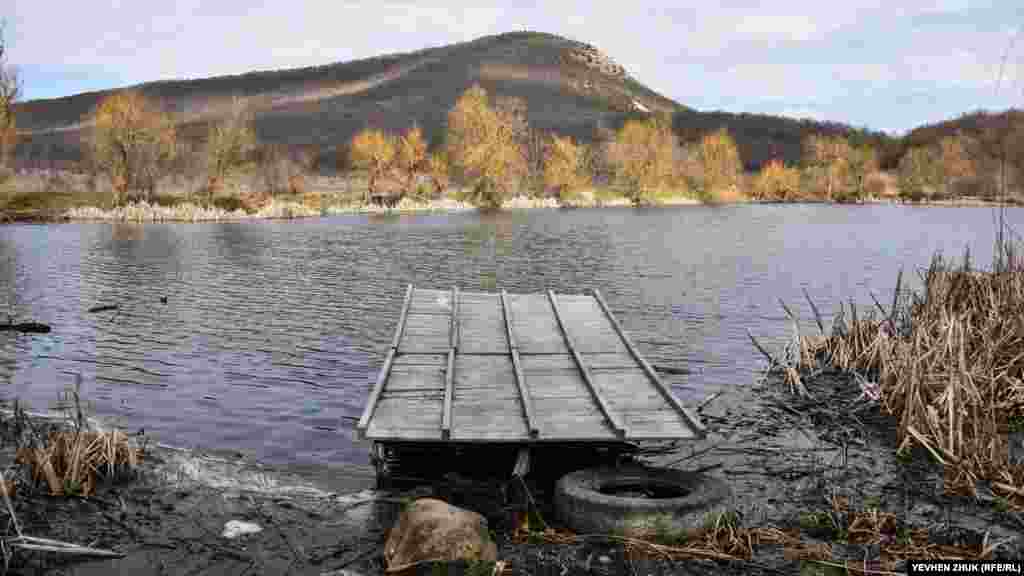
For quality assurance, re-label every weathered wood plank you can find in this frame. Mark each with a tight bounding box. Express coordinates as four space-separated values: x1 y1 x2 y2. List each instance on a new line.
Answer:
398 312 450 353
556 296 630 354
592 288 705 438
508 294 568 354
501 289 539 438
548 290 627 438
391 353 448 368
357 283 413 436
442 287 459 440
408 289 454 316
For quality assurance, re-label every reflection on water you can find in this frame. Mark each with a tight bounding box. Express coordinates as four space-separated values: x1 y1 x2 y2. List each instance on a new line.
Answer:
0 205 1016 472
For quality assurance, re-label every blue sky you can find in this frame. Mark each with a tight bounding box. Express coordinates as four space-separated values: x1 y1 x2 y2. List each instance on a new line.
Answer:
5 1 1024 135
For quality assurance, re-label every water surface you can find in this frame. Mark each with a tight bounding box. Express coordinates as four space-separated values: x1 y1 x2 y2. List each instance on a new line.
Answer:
0 204 1014 475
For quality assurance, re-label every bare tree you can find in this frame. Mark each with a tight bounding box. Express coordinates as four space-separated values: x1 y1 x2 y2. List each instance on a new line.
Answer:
0 20 21 169
204 96 256 200
86 91 177 205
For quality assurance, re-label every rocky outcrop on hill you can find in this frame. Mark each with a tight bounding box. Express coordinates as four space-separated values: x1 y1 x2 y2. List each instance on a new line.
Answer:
562 41 627 78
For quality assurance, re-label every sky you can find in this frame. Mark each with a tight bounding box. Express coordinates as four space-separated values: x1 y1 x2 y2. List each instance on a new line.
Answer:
5 1 1024 135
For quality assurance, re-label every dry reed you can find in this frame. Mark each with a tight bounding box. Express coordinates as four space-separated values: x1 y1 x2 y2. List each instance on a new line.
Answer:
763 237 1024 506
10 381 144 497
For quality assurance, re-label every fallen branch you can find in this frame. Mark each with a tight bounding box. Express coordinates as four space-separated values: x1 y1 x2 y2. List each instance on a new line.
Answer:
0 322 51 334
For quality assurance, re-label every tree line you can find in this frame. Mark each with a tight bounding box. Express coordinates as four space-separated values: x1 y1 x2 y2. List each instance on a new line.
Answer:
2 19 1023 209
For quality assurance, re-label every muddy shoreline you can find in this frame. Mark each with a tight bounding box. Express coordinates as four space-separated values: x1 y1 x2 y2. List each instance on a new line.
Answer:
2 369 1021 575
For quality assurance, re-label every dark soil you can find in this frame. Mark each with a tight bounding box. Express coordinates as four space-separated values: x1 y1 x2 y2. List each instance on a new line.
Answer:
2 370 1022 575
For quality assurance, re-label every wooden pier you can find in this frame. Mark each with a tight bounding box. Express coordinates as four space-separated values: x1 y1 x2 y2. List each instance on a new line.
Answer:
357 285 705 443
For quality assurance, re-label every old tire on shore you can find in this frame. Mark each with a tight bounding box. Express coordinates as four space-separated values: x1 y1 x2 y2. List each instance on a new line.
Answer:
554 466 732 538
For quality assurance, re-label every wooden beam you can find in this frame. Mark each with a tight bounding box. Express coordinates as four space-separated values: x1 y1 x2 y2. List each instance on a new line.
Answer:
591 288 706 438
501 290 539 438
547 290 627 438
358 284 415 437
442 286 459 440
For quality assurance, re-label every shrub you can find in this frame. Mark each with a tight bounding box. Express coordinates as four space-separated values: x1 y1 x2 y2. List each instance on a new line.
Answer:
209 196 246 212
752 159 801 201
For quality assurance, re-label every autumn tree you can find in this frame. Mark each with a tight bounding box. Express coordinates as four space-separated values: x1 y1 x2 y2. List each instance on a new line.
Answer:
446 85 527 209
698 128 742 200
897 146 941 200
349 128 397 203
802 134 852 200
752 159 801 201
605 114 675 204
936 134 976 196
845 144 878 201
543 134 590 202
87 91 177 205
395 125 428 198
205 97 255 199
0 21 19 169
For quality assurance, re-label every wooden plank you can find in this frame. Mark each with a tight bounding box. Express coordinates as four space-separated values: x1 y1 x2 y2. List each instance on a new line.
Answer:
408 288 454 316
357 283 413 437
555 295 629 354
509 294 568 354
591 288 706 438
501 290 539 438
547 290 627 438
398 313 450 353
442 286 459 440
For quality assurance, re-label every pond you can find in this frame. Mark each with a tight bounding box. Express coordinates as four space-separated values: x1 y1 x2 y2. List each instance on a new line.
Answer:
0 204 1016 481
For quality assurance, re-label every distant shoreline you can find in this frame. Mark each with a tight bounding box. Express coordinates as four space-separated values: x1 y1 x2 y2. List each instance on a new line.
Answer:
2 194 1020 224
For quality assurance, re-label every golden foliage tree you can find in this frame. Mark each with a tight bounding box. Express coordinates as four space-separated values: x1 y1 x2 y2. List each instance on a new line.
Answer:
898 146 941 200
936 134 976 195
752 159 801 201
87 91 177 206
802 134 852 200
395 125 429 198
446 84 527 208
0 21 20 168
699 128 742 200
349 128 397 203
605 115 675 204
543 134 589 202
846 145 878 201
205 97 255 199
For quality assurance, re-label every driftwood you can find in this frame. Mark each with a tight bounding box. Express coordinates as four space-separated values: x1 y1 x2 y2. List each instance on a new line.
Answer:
87 304 119 313
0 322 51 334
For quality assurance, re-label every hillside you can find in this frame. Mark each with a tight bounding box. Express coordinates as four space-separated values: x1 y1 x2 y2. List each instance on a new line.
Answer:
12 31 686 169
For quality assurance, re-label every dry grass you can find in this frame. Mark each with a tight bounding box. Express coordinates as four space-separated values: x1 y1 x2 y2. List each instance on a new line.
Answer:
762 236 1024 507
6 380 145 497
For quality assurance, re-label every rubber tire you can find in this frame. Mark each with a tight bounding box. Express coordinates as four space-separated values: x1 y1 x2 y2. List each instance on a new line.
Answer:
554 465 732 538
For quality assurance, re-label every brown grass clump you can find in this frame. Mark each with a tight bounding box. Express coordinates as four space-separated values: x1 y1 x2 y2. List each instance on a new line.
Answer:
9 382 144 497
761 237 1024 507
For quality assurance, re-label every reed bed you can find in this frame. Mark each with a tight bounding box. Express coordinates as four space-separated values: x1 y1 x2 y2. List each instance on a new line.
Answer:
761 240 1024 506
64 198 321 222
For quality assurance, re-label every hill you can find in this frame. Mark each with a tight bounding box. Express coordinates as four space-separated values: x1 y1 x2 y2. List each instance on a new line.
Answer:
12 31 686 170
